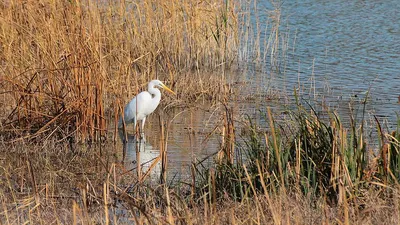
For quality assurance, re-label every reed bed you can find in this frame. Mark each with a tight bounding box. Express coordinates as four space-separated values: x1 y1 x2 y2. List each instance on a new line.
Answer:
2 0 400 224
0 0 239 142
1 105 400 224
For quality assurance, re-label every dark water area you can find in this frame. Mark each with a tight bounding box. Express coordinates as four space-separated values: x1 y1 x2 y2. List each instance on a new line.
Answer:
251 0 399 126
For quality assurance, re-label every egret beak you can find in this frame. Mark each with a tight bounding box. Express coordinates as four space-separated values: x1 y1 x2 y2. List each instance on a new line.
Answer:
161 84 176 95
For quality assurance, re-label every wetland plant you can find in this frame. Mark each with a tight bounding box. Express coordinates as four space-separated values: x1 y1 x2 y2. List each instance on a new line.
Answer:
194 98 400 207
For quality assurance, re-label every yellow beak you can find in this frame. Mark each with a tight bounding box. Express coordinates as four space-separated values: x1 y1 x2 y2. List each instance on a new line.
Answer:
161 83 176 95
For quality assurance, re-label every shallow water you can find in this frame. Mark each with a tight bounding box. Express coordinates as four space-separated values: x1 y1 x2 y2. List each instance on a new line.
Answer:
117 0 400 182
264 0 399 124
117 108 222 183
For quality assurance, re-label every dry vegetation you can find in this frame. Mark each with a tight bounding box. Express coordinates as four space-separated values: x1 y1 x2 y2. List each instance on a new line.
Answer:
1 0 400 224
1 108 400 224
0 0 238 142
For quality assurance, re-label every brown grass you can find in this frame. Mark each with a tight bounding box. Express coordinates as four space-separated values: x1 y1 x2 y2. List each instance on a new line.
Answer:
2 0 399 224
0 0 238 142
1 140 400 224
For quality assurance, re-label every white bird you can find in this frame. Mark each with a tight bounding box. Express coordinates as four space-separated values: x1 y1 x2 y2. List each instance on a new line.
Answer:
119 80 175 137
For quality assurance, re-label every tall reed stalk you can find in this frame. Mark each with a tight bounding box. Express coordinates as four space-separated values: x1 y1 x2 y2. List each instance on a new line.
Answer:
195 95 400 205
0 0 239 142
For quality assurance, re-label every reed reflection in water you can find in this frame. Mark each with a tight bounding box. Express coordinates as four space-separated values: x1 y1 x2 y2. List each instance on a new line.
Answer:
118 130 161 183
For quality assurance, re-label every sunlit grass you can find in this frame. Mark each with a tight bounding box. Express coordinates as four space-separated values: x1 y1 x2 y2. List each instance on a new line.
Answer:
0 0 239 142
1 108 400 224
1 0 400 224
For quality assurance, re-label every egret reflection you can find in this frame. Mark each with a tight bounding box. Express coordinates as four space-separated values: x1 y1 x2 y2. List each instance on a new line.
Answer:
118 130 161 181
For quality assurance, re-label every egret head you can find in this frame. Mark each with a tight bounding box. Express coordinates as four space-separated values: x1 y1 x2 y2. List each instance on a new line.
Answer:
150 80 176 95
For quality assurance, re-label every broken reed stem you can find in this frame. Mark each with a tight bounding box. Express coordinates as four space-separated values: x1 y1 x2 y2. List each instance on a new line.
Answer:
27 159 41 224
210 168 216 214
72 201 78 225
104 182 109 225
2 199 10 225
221 103 235 164
228 107 235 164
80 187 89 224
340 182 350 225
267 107 285 192
160 115 167 184
243 164 266 222
27 160 37 199
256 161 281 225
113 99 120 144
141 156 161 182
165 186 174 224
136 141 142 182
191 163 196 204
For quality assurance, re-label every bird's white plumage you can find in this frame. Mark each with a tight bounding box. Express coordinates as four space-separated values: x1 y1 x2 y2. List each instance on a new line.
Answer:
123 89 160 123
119 80 175 134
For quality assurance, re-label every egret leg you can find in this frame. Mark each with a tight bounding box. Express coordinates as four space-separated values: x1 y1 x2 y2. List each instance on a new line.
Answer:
140 117 146 140
118 128 127 145
133 116 138 136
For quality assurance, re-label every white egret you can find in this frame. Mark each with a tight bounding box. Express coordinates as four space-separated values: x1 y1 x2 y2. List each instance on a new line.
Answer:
119 80 175 137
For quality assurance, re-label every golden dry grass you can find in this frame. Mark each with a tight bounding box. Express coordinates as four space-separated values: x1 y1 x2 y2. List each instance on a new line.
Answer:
0 0 238 142
1 140 400 224
2 1 400 224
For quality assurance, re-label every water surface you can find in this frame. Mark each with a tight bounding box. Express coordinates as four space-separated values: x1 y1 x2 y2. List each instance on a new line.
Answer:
118 0 400 182
267 0 399 124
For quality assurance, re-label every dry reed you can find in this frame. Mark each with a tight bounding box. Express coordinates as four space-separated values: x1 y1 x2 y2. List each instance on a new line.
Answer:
0 0 239 142
2 0 400 224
